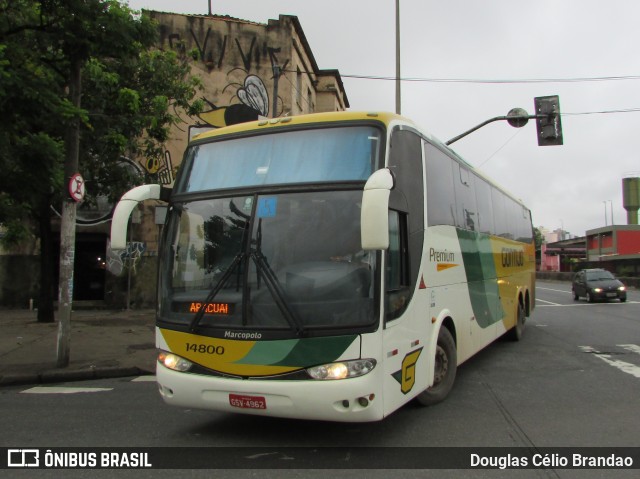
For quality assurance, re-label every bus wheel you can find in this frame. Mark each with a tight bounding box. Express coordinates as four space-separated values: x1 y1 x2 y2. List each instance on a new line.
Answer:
507 302 525 341
416 327 457 407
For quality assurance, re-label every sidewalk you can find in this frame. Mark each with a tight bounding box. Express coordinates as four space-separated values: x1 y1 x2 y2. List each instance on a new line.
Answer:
0 308 156 387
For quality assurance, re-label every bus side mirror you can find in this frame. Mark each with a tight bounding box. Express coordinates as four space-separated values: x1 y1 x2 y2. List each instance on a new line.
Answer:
361 168 395 250
110 184 162 250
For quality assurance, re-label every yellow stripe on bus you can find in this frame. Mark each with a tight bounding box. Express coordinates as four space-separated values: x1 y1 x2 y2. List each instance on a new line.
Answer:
160 329 300 376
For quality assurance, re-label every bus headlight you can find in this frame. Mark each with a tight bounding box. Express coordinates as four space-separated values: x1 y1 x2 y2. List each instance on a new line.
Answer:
158 350 193 372
306 359 376 380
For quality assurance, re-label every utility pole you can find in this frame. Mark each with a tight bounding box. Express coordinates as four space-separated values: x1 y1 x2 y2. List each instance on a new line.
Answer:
609 200 614 225
395 0 401 115
57 58 82 368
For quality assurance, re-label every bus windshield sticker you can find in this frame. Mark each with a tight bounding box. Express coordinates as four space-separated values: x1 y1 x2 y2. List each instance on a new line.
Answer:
257 197 277 218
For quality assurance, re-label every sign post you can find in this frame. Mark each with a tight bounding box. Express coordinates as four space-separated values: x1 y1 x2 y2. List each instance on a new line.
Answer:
57 173 85 367
57 58 83 368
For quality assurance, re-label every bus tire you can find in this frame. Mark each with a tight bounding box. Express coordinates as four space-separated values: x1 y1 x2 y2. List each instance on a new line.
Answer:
507 302 525 341
415 327 457 407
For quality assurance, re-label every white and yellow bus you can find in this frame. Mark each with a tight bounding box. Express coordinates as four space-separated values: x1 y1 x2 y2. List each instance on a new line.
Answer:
111 111 535 422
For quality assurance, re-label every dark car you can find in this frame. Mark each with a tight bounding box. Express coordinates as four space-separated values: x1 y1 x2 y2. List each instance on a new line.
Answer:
572 269 627 303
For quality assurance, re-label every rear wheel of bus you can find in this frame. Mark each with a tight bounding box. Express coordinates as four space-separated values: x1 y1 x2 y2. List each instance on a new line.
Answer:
506 301 526 341
416 326 457 406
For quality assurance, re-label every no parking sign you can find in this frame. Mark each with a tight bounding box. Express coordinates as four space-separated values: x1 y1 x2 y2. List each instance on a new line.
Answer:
68 173 86 202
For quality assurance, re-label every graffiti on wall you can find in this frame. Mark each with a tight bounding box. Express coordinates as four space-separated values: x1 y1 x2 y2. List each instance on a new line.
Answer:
199 74 269 127
168 27 289 74
143 150 173 185
106 241 146 277
163 23 292 126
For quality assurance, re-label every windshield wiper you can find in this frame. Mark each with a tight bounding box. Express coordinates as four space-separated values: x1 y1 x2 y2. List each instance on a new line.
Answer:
251 248 304 336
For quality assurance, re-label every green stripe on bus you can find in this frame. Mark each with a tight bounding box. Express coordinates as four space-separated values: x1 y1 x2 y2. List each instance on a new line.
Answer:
457 230 504 328
232 339 299 366
235 335 359 367
275 335 359 367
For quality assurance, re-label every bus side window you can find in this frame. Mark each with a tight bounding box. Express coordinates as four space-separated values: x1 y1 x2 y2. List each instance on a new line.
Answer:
386 210 409 321
424 142 457 227
455 165 477 231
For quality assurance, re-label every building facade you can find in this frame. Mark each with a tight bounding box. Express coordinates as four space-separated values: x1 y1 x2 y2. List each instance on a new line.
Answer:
584 225 640 276
540 237 586 272
145 11 349 185
539 226 640 276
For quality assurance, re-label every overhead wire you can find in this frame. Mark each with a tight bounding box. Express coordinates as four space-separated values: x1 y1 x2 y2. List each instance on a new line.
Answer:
282 68 640 84
281 68 640 116
476 129 524 168
336 73 640 84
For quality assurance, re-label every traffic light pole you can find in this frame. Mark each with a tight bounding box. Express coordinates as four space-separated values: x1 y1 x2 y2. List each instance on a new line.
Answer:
446 96 563 147
445 114 532 145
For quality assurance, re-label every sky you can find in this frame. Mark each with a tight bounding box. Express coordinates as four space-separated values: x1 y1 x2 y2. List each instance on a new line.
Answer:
126 0 640 237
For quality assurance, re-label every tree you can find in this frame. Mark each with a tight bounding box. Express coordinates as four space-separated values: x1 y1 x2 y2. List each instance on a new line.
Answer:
533 227 544 250
0 1 203 323
0 1 67 322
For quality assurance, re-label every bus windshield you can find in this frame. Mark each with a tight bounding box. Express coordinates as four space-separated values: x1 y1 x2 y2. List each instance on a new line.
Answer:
176 125 381 192
159 190 377 336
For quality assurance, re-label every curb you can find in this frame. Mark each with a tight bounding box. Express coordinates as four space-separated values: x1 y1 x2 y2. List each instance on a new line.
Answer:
0 366 155 387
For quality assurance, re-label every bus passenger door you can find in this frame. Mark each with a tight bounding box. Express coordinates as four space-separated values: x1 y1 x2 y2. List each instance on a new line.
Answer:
379 127 429 415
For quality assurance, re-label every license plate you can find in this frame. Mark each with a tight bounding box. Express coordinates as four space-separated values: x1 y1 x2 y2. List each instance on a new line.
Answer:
229 394 266 410
606 292 617 298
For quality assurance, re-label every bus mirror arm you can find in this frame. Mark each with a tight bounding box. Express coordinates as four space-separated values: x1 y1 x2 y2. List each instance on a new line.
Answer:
361 168 395 251
110 184 162 250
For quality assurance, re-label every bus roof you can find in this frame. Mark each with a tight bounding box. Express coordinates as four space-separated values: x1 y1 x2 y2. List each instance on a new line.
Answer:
191 111 412 143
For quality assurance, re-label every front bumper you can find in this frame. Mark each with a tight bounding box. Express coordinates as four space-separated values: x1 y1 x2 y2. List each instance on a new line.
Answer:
156 363 385 422
590 289 626 301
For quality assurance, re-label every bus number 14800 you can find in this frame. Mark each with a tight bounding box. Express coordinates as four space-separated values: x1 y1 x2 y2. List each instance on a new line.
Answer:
185 343 225 355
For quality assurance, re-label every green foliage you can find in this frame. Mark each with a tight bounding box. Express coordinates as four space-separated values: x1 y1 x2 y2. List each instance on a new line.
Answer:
117 88 141 114
0 0 203 247
533 227 543 249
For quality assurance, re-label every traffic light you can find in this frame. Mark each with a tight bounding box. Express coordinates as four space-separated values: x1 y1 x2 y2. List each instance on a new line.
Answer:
534 95 563 146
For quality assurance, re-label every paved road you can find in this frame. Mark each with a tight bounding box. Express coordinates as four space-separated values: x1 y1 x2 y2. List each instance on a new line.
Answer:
1 281 639 477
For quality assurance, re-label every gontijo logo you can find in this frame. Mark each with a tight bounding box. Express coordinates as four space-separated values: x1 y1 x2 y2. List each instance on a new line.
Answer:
501 247 524 267
429 248 458 271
